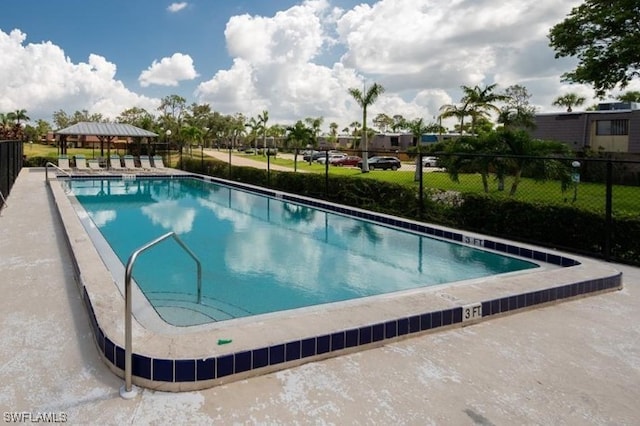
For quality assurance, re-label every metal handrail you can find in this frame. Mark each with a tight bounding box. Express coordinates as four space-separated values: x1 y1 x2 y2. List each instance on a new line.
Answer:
0 189 7 212
44 161 71 182
120 231 202 399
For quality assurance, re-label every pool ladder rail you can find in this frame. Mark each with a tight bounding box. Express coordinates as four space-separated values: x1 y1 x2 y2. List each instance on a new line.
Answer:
120 231 202 399
0 189 7 214
44 162 71 181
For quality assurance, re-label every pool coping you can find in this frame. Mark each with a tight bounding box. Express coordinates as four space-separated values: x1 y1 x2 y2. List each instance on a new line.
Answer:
47 173 622 392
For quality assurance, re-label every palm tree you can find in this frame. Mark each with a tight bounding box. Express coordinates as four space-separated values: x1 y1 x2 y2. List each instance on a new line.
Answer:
285 120 313 172
258 110 269 153
245 117 262 154
181 125 203 164
349 121 361 137
552 93 586 112
460 84 505 134
0 113 11 132
616 91 640 103
439 102 472 135
407 118 430 181
348 82 385 172
8 109 29 125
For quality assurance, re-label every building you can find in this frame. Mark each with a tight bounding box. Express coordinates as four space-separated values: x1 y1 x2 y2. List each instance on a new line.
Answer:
533 102 640 154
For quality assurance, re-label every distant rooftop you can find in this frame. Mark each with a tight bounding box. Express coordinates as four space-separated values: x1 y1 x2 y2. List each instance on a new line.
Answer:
597 102 640 111
54 122 158 138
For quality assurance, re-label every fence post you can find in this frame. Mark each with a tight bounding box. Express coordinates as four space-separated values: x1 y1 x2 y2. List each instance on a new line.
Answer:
325 151 329 199
604 160 613 261
418 153 424 218
267 151 271 187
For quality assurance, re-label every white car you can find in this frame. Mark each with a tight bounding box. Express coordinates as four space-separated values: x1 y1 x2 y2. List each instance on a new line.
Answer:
317 153 346 164
422 156 439 167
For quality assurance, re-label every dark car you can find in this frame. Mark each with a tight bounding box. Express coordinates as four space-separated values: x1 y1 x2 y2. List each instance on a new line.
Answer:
358 156 402 170
302 151 326 162
331 155 361 167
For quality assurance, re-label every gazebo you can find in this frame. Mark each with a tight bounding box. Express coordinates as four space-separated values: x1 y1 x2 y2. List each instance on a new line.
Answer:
54 122 158 161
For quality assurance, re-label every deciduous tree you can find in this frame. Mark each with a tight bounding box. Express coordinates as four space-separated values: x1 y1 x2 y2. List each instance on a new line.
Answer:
548 0 640 96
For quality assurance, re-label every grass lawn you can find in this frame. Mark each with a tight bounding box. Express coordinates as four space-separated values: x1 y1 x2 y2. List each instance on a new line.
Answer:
235 151 639 215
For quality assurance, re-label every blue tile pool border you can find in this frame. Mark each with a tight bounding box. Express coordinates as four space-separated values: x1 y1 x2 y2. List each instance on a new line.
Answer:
81 272 621 384
60 174 621 387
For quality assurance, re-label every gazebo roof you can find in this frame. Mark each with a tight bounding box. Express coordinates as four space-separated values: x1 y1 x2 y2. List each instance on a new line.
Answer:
54 122 158 138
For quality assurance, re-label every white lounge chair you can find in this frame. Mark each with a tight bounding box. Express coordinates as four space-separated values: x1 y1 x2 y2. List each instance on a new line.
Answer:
75 155 90 172
139 155 152 170
109 155 124 170
152 155 167 170
57 155 71 171
123 155 138 170
88 159 104 173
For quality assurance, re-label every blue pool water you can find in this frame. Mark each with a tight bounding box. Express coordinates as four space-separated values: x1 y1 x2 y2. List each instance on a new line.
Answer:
69 177 538 326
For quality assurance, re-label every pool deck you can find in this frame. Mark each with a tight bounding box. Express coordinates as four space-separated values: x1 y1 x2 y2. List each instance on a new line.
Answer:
1 168 639 424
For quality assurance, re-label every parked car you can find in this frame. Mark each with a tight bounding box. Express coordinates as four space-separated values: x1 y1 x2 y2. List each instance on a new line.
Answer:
317 153 346 164
331 155 361 167
422 156 439 167
357 156 402 170
302 151 326 162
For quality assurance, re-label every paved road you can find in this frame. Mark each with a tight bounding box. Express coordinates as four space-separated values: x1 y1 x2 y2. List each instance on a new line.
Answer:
203 149 442 173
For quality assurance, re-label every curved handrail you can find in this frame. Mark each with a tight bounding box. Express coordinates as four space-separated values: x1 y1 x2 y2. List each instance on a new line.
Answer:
44 161 71 182
120 231 202 398
0 189 7 212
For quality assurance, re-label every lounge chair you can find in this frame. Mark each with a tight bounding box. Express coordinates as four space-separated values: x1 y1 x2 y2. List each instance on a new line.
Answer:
152 155 167 170
109 155 124 170
57 155 71 171
139 155 153 170
75 155 90 172
88 159 104 173
123 155 138 170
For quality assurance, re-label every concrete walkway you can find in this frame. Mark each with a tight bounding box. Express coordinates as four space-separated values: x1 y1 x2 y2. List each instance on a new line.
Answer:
1 168 639 424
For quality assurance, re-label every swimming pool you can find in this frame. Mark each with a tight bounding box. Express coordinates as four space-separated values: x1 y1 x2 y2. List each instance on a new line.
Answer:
69 177 538 327
48 172 622 392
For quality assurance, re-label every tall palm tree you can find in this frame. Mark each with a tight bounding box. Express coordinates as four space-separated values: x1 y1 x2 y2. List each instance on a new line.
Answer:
245 117 262 154
439 102 472 135
8 109 30 125
348 82 385 172
461 84 505 134
349 121 361 137
407 118 430 181
552 93 586 112
257 110 269 153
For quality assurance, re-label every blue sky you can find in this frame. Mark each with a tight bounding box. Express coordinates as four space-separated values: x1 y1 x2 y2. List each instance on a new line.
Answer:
1 0 631 132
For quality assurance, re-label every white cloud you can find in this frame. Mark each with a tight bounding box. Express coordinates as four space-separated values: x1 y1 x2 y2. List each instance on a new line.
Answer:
138 53 199 87
195 0 595 130
0 28 158 122
1 0 628 130
167 2 188 13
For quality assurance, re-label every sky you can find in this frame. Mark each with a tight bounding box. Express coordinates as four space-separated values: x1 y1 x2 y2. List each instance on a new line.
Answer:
1 0 637 133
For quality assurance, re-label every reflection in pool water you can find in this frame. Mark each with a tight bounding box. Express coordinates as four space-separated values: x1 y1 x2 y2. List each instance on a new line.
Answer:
70 178 538 325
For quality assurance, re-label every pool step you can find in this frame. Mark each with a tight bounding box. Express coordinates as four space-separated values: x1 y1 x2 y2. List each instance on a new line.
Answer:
145 291 252 326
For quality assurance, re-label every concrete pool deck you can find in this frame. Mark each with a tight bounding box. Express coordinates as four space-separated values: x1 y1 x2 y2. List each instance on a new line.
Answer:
1 168 639 424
